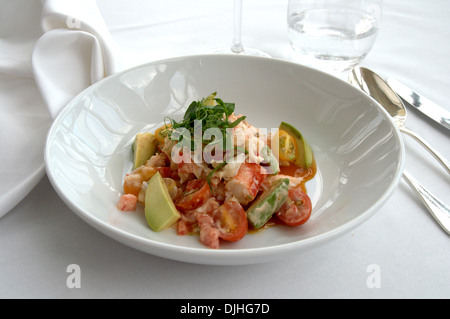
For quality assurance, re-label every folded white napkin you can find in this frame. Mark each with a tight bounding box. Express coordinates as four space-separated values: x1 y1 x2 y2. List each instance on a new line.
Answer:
0 0 121 218
32 0 121 118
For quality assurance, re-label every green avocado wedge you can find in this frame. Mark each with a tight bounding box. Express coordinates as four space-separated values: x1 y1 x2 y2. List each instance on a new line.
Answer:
133 132 158 169
260 145 280 175
246 178 290 229
279 122 314 169
145 172 180 232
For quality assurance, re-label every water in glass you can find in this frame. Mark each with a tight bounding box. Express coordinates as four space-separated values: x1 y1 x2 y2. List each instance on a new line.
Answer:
288 8 379 71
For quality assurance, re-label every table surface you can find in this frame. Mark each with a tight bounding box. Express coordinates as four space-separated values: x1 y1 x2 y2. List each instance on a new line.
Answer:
1 0 449 299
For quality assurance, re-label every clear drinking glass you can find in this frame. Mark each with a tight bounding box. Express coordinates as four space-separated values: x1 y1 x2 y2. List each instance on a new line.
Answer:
287 0 382 72
210 0 270 57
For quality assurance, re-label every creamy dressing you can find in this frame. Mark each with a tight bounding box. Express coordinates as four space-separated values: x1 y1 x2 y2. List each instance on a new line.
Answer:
262 174 304 190
230 114 267 165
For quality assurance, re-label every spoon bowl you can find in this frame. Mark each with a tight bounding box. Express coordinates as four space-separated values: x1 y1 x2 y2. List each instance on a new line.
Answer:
349 66 450 174
349 67 406 127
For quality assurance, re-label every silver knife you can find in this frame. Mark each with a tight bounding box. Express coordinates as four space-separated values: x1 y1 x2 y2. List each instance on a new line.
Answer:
386 78 450 131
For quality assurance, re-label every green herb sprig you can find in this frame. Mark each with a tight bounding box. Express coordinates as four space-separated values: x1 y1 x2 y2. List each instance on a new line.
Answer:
206 161 227 189
162 92 246 151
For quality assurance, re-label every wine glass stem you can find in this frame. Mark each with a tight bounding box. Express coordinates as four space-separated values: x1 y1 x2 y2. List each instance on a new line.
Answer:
232 0 244 54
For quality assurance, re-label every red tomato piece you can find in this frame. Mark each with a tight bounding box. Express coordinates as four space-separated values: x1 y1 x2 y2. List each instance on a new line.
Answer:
177 219 194 236
214 199 248 242
276 187 312 226
175 179 211 211
156 167 170 178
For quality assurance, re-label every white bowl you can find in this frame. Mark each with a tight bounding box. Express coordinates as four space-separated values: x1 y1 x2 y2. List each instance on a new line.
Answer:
45 55 404 265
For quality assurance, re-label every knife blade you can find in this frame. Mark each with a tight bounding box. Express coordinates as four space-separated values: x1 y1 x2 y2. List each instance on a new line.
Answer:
386 78 450 131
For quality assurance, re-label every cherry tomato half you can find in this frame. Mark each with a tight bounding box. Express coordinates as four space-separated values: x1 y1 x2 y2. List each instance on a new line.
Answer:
276 187 312 226
175 179 210 211
278 129 297 163
214 200 248 242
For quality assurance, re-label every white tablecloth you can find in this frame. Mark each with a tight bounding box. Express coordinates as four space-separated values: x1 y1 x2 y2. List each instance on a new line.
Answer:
1 0 449 299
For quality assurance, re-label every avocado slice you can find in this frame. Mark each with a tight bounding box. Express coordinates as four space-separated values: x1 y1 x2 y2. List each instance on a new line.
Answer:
246 178 290 229
260 145 279 175
145 172 180 232
278 122 314 169
133 132 158 169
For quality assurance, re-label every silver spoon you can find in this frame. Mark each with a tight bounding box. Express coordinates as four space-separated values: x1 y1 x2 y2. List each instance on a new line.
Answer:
349 66 450 174
349 66 450 235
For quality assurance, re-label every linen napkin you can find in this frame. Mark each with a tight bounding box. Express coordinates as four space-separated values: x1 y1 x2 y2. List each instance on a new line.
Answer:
0 0 121 218
0 0 48 218
32 0 122 118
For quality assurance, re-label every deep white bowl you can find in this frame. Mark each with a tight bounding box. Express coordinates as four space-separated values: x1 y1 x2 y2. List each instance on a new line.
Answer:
45 55 404 265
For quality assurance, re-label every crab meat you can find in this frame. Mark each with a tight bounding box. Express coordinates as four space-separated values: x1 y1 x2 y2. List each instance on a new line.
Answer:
117 194 138 211
225 163 265 205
